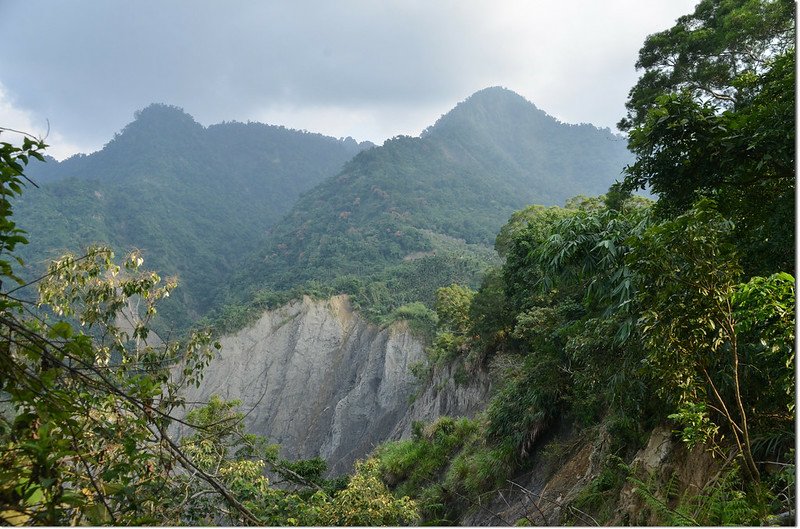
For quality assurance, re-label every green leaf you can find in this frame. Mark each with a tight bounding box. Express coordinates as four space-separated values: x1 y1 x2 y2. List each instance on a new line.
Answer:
48 321 74 339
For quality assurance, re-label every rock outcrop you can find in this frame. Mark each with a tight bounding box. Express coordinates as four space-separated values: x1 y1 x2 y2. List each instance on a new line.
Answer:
460 422 720 526
391 360 492 440
180 295 424 475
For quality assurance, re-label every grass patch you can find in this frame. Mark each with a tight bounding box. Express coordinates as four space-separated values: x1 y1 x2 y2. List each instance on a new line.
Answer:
376 416 478 498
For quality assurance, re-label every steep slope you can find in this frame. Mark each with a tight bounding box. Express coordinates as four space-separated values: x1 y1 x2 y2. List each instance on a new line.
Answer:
179 295 425 476
458 423 720 526
178 89 632 478
16 104 371 330
424 87 630 206
219 87 631 320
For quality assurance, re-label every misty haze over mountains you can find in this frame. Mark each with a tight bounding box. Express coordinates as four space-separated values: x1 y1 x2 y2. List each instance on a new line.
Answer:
17 87 631 332
3 1 793 524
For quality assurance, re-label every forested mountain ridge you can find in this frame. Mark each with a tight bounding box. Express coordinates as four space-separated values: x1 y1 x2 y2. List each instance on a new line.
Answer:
15 104 372 330
216 87 632 327
367 1 795 524
424 87 628 207
0 0 794 525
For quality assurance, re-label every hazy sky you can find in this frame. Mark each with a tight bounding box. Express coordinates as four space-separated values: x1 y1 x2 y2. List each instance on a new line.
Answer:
0 0 697 160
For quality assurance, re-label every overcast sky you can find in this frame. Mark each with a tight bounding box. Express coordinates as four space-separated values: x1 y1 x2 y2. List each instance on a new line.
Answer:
0 0 697 160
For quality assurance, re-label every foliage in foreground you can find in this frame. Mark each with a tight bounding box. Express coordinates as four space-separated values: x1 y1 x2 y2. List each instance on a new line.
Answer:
374 2 794 523
0 132 419 526
176 395 418 526
375 191 794 524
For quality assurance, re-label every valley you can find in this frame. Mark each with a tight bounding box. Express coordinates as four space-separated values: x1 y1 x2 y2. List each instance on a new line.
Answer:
0 1 794 524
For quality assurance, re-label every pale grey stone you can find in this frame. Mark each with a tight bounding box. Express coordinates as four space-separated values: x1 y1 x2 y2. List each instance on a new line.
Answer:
178 295 426 475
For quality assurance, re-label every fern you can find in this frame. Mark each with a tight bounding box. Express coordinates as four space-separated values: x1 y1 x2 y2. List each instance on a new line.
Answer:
691 466 761 526
628 472 698 526
630 464 764 526
569 455 630 524
664 471 681 502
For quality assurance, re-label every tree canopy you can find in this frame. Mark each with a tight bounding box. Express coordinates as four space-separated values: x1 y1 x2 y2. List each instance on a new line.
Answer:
619 0 795 275
0 131 419 526
619 0 795 132
371 2 795 523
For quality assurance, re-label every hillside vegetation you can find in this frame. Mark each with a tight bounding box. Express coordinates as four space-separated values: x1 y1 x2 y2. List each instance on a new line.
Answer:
372 1 795 524
0 0 793 525
213 87 631 331
15 104 370 330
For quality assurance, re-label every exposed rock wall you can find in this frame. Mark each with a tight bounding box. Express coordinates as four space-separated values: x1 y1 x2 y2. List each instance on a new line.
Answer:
391 360 492 440
179 294 722 526
179 295 424 475
611 425 719 525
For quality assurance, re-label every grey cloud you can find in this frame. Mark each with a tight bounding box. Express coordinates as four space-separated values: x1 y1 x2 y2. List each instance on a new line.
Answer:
0 0 697 155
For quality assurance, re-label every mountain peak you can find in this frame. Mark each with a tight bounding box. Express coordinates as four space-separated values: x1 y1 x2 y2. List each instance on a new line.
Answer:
423 87 551 139
103 103 204 154
128 103 202 132
463 86 536 107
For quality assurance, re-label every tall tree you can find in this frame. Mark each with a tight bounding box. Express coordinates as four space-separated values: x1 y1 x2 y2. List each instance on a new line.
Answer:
619 0 795 132
619 0 795 275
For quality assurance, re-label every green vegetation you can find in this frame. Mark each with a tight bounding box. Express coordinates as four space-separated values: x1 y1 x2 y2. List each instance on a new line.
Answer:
15 104 369 332
372 2 794 524
570 455 629 524
629 464 764 526
0 134 214 524
618 0 795 275
175 395 418 526
0 134 419 525
17 89 631 340
376 193 793 523
1 0 792 524
375 416 513 524
378 417 478 497
213 87 630 333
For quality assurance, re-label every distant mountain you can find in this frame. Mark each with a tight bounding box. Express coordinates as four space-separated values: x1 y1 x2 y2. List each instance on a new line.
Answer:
424 87 630 209
16 104 372 330
217 87 632 324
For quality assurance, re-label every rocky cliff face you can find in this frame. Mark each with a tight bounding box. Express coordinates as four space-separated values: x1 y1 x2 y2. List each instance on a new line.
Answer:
182 294 715 526
391 360 492 440
180 295 425 475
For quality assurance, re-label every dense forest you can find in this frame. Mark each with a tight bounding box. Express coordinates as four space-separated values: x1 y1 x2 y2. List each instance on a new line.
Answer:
0 0 795 525
14 105 370 331
211 87 630 331
370 1 795 523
